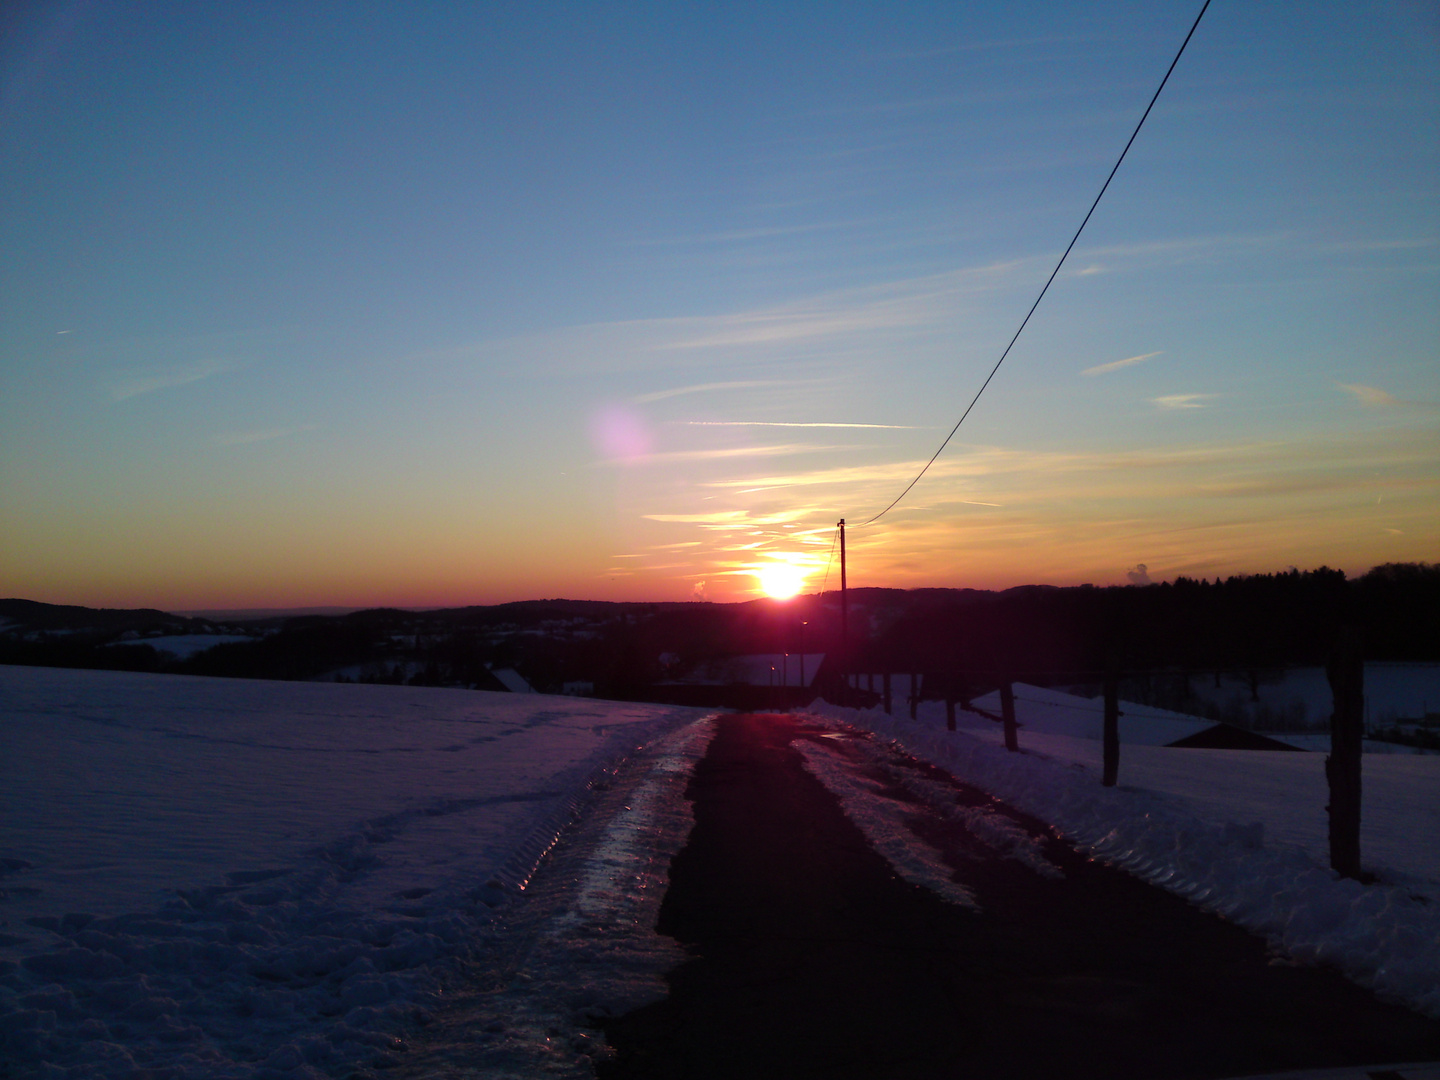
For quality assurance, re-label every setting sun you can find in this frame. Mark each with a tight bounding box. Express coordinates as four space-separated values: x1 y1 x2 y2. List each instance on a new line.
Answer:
757 563 806 600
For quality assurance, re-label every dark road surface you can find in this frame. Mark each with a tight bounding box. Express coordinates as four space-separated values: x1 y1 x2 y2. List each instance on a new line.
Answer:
598 713 1440 1080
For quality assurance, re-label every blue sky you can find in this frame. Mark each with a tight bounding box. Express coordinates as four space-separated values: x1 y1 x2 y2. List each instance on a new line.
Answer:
2 1 1436 608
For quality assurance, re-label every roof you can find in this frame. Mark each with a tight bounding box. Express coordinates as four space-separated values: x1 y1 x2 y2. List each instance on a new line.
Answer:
490 667 535 693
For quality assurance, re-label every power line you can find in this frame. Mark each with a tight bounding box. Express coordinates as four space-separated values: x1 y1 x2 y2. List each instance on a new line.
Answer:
858 0 1212 528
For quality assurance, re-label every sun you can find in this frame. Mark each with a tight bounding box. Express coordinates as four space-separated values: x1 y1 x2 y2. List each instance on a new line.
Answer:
757 563 805 600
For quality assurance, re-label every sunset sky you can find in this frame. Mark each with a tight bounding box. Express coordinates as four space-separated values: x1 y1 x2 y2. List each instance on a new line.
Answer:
2 2 1436 610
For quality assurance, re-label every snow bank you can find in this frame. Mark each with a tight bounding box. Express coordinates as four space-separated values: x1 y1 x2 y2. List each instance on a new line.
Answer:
804 699 1440 1019
0 666 710 1078
1191 663 1440 728
967 681 1213 745
418 717 718 1076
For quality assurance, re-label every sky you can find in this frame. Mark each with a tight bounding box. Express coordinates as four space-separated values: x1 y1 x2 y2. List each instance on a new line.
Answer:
2 1 1436 610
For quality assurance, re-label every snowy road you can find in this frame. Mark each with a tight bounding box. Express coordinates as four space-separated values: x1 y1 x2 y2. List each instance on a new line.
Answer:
598 714 1440 1080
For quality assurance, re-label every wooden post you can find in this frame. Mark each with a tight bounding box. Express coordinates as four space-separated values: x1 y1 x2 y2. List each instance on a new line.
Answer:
838 519 847 703
909 672 918 719
1000 681 1018 752
1102 671 1120 787
1326 632 1364 879
883 672 892 715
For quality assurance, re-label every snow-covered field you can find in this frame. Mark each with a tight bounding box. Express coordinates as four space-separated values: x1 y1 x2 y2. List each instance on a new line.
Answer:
806 695 1440 1019
103 634 255 659
971 681 1436 753
1191 663 1440 729
0 666 711 1078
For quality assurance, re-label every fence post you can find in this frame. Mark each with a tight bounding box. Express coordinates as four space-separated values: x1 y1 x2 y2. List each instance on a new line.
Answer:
1326 632 1364 879
883 672 892 715
1000 680 1018 752
1102 670 1120 787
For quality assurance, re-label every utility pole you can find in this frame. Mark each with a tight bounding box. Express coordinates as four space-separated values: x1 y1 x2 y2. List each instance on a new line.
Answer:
839 519 848 702
1102 669 1120 787
1326 629 1364 879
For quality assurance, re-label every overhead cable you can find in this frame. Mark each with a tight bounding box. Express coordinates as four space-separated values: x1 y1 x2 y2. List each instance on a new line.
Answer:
858 0 1212 527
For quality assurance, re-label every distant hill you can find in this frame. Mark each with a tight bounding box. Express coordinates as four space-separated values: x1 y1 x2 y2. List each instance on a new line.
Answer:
171 606 362 621
0 598 211 636
3 563 1436 692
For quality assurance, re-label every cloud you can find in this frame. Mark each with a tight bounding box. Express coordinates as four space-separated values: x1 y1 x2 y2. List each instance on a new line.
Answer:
593 443 844 468
1127 563 1152 585
631 220 865 246
110 359 230 401
1338 383 1401 407
1152 394 1215 410
634 380 791 404
676 420 921 429
1322 237 1439 253
645 509 807 527
214 425 316 446
421 256 1031 376
1082 351 1162 377
1078 233 1284 263
656 260 1025 351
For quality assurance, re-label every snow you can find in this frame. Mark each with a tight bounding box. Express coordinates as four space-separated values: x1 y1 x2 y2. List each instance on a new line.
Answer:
805 696 1440 1019
959 680 1435 753
1191 663 1440 728
490 667 536 694
968 681 1215 745
0 665 711 1078
793 739 981 911
5 659 1436 1076
422 716 717 1076
104 634 253 659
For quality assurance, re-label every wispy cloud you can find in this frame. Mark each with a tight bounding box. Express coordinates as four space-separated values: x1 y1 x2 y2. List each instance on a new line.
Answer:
869 33 1104 64
1338 383 1401 407
634 380 791 404
110 359 230 401
1337 383 1439 409
214 424 316 446
593 443 843 468
1079 234 1285 263
676 420 921 429
1152 394 1215 410
645 509 809 526
658 260 1025 351
1082 351 1162 377
424 256 1032 376
630 220 867 246
1322 237 1439 254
